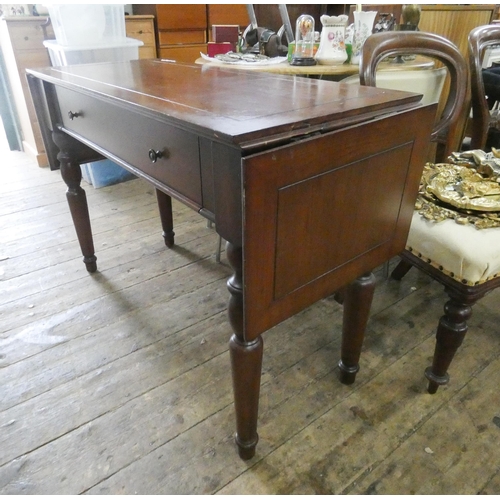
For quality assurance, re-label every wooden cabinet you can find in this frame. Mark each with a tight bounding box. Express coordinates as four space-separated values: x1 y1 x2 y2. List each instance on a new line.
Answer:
134 4 207 62
125 15 157 59
156 4 207 31
0 16 54 167
419 4 498 59
207 4 249 42
133 4 251 63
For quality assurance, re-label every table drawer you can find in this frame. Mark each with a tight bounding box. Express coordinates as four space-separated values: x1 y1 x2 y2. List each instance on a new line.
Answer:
56 86 202 206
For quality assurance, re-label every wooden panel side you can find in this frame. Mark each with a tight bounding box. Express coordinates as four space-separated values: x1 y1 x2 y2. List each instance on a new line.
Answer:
242 104 437 340
273 143 413 299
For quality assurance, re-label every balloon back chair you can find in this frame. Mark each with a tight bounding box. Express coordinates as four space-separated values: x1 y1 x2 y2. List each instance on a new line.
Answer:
376 28 500 394
391 25 500 282
339 31 493 395
358 31 470 162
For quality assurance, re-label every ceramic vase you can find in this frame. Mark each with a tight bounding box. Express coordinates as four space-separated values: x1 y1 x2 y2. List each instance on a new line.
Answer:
351 10 377 65
315 15 349 65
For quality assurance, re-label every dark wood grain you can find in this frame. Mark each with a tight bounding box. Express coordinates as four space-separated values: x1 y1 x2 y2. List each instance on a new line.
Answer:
242 104 437 340
27 59 422 150
27 59 437 459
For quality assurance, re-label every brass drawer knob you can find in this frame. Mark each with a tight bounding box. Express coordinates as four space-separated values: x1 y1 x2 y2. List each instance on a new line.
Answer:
148 149 163 163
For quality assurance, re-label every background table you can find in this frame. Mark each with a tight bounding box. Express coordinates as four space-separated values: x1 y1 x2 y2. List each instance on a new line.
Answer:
194 55 434 80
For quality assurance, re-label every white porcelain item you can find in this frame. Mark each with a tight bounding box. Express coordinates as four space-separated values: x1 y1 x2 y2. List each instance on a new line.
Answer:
315 15 349 65
351 10 377 65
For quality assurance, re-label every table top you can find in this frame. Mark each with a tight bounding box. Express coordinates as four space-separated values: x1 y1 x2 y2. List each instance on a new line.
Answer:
194 55 434 77
27 59 423 148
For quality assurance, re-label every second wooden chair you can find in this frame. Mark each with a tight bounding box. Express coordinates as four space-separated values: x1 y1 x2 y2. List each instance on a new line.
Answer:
339 31 478 393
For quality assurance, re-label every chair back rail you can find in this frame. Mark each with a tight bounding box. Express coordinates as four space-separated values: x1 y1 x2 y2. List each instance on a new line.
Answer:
360 31 470 161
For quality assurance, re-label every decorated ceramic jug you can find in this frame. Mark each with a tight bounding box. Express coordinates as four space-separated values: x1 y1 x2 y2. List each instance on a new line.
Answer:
315 15 349 65
351 10 377 64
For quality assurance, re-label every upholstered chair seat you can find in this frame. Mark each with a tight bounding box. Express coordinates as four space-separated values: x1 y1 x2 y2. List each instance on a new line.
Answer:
406 213 500 287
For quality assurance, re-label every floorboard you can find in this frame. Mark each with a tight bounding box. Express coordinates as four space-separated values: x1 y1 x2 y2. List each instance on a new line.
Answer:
1 149 499 494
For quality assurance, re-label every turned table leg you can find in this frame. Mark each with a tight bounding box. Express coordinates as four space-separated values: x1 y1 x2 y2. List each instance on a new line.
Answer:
226 242 263 460
53 131 97 273
156 189 175 248
425 294 472 394
338 272 376 385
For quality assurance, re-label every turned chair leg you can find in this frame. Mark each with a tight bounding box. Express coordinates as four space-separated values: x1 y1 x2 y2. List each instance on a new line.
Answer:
425 294 473 394
390 258 413 281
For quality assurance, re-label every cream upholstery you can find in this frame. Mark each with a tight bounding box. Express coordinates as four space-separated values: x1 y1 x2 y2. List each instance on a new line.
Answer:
405 212 500 285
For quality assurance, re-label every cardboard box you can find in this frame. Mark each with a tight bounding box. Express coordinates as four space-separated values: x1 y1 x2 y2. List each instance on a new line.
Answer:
212 25 239 43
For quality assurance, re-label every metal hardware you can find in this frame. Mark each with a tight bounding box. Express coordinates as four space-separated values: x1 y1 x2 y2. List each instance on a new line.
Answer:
68 111 81 120
148 149 163 163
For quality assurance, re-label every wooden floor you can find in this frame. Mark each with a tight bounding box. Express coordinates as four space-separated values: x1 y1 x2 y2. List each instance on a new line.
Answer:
2 148 500 495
